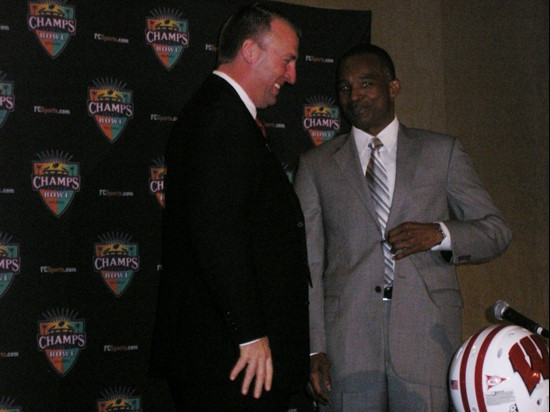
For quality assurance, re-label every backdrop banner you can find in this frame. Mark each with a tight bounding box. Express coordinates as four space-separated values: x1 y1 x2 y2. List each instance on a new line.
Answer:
0 1 370 410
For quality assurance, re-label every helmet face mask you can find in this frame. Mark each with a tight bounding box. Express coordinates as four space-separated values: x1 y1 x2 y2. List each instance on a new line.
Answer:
449 325 549 412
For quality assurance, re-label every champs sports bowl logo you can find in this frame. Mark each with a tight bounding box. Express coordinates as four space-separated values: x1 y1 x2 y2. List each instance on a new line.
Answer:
0 233 20 300
94 232 140 297
149 157 166 208
32 150 80 217
303 96 340 146
37 308 86 376
145 8 189 70
27 0 76 58
97 387 142 412
0 396 22 412
0 73 15 129
88 78 134 143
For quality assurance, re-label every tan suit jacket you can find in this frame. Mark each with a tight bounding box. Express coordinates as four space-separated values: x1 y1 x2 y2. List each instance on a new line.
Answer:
294 124 511 408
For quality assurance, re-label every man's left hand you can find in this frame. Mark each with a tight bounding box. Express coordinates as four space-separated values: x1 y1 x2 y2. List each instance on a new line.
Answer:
387 222 444 260
229 337 273 399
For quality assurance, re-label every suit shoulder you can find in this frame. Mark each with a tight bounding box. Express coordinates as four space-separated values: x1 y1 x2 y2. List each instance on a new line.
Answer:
402 125 457 148
173 79 249 137
403 125 454 141
185 78 241 116
299 133 350 162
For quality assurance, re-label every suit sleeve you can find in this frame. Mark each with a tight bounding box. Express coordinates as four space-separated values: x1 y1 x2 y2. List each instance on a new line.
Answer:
443 138 512 264
294 155 327 354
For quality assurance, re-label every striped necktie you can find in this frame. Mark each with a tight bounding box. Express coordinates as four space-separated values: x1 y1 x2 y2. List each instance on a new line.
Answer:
365 137 394 287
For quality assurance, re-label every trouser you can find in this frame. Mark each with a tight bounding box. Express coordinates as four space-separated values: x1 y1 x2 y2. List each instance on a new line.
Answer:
320 300 450 412
167 373 291 412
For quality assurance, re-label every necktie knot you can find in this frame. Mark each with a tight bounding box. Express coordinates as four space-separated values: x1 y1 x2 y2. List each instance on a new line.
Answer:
368 137 383 152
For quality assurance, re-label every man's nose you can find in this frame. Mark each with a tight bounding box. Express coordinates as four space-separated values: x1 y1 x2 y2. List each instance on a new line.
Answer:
285 63 297 85
351 87 364 101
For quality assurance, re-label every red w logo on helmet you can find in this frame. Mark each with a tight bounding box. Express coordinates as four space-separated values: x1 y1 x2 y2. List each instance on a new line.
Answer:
509 335 549 395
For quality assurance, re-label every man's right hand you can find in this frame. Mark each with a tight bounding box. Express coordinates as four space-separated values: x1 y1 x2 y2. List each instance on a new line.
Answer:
309 352 332 406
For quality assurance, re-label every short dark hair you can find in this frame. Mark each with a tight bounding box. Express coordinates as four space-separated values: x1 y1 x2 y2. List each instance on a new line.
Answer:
217 2 300 65
338 43 397 81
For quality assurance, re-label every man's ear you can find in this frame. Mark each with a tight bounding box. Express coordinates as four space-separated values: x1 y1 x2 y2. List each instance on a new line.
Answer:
240 38 259 64
389 79 401 98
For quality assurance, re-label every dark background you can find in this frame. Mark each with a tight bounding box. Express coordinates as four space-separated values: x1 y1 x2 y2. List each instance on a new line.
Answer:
0 1 370 410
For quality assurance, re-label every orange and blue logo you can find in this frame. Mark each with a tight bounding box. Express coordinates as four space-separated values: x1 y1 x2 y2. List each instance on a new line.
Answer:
31 150 80 217
0 233 20 301
88 78 134 143
37 308 86 376
145 8 189 70
97 387 142 412
0 73 15 129
0 396 22 412
149 157 166 208
93 232 140 297
27 0 76 59
303 96 340 146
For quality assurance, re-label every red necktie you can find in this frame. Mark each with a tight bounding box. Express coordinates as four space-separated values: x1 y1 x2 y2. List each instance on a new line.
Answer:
255 116 267 140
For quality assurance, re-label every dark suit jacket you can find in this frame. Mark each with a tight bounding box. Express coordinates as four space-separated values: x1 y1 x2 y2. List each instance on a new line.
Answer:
150 75 310 396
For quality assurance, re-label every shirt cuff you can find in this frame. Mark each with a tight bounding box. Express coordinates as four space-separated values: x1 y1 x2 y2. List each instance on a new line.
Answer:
239 338 261 346
431 222 452 251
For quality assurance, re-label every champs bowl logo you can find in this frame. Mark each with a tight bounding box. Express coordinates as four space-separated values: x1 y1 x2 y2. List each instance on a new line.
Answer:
88 78 134 143
37 308 86 376
0 396 22 412
32 150 80 217
27 0 76 59
145 8 189 70
97 387 142 412
149 157 166 208
94 232 140 297
0 73 15 129
303 96 340 146
0 233 21 300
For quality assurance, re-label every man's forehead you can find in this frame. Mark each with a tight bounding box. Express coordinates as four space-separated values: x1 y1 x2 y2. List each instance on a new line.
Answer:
339 55 384 76
270 19 298 42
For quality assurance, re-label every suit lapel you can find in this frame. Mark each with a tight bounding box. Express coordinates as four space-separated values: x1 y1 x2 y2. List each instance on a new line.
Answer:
387 125 417 231
333 133 379 223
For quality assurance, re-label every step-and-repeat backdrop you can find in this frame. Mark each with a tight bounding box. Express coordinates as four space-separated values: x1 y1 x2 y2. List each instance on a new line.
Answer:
0 1 370 410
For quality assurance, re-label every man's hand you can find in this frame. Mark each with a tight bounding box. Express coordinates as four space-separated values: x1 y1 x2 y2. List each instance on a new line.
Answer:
387 222 444 260
309 352 332 406
229 337 273 399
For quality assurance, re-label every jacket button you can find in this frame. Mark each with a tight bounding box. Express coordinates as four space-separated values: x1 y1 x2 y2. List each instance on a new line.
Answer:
297 222 304 228
375 286 382 293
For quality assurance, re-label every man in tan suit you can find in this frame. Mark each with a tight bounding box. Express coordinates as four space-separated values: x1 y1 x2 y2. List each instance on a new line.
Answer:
294 44 511 411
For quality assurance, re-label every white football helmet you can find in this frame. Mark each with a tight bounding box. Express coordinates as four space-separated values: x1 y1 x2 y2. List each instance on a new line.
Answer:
449 325 549 411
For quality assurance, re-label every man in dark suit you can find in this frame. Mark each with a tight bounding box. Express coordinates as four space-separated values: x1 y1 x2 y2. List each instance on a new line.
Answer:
294 44 512 411
150 4 309 411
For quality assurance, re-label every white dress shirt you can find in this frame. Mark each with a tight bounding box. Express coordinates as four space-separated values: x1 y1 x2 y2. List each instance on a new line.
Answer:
353 116 451 250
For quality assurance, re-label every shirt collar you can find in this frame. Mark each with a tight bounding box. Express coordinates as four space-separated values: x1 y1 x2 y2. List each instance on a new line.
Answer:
353 116 399 155
213 70 257 119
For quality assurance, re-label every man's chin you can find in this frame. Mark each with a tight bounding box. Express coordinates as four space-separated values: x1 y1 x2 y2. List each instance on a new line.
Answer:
264 97 278 108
